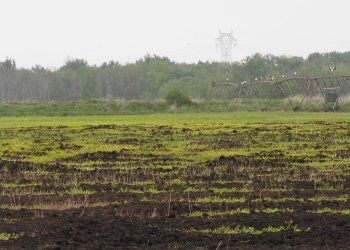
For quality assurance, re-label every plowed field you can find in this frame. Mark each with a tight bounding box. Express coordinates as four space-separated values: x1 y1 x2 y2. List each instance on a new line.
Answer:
1 114 350 249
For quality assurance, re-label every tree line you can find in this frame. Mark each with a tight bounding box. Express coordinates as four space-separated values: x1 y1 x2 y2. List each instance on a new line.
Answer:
0 52 349 102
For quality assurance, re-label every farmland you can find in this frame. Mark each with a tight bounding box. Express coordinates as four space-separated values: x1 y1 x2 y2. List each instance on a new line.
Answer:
1 113 350 249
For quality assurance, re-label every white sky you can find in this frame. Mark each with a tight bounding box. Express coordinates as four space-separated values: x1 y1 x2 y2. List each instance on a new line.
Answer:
1 0 350 68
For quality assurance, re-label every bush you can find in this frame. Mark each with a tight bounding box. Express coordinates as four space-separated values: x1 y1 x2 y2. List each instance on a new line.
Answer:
165 89 192 106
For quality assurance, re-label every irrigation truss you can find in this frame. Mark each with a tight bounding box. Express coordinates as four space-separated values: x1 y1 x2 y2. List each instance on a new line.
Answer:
207 75 350 110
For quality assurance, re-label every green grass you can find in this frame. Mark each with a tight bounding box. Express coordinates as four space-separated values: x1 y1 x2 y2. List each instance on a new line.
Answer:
307 208 350 214
0 98 349 117
186 221 307 235
0 112 350 129
0 233 23 241
0 100 169 116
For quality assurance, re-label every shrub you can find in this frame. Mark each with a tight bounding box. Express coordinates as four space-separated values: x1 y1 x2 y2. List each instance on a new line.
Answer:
165 88 192 106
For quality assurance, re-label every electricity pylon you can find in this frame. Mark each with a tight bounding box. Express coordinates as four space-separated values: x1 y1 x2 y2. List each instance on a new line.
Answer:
216 30 237 79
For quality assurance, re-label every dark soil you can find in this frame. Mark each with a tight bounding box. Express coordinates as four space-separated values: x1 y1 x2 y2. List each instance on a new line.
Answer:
1 203 350 250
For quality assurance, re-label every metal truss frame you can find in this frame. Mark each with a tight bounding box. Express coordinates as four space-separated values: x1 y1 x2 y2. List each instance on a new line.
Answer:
207 76 350 110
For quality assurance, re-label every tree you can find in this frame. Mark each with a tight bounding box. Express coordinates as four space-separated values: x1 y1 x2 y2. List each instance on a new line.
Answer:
0 57 16 70
0 52 349 102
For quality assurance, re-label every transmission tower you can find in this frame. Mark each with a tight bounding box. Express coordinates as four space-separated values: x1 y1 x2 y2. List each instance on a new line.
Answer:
216 30 237 78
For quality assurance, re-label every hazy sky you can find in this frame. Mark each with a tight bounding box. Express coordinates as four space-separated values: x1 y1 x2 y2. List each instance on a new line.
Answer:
1 0 350 68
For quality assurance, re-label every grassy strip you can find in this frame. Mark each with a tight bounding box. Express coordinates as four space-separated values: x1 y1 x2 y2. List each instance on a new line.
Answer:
0 98 350 117
140 194 349 204
189 208 293 217
0 233 23 241
186 221 308 235
1 112 350 128
307 208 350 214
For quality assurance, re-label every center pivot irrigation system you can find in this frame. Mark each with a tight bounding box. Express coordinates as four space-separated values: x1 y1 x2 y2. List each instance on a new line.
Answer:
207 76 350 111
209 30 349 111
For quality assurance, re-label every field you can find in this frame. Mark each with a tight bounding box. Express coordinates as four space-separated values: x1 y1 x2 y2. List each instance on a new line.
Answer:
1 113 350 249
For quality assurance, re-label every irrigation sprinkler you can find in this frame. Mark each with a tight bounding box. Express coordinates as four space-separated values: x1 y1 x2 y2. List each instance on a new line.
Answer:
207 76 350 111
